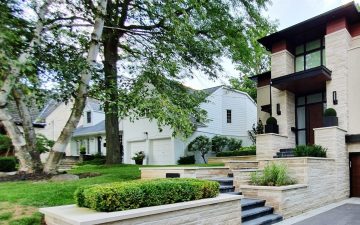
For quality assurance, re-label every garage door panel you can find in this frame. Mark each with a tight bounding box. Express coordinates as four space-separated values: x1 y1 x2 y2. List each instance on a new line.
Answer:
128 141 146 164
150 139 173 165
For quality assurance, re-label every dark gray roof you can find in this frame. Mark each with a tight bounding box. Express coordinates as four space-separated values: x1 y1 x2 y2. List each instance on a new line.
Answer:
72 120 105 137
37 99 61 122
6 100 42 124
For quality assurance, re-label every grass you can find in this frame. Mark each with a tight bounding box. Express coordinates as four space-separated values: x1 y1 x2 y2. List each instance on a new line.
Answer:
0 163 224 224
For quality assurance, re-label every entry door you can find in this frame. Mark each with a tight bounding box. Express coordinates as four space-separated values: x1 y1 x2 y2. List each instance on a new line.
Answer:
306 103 323 145
350 154 360 197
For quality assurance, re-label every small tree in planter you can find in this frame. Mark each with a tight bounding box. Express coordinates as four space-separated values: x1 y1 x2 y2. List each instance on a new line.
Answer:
323 108 338 127
80 146 86 155
132 151 145 165
265 117 279 134
188 136 211 163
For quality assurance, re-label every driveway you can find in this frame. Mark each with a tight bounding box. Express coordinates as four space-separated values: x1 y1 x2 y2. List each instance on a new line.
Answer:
277 198 360 225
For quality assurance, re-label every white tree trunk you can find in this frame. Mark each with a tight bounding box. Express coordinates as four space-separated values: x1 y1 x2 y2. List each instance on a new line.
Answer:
43 0 108 173
0 1 52 172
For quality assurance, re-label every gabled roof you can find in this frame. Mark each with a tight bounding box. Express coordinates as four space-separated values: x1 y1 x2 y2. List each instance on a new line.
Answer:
201 85 223 95
5 100 45 127
72 120 105 137
37 99 61 122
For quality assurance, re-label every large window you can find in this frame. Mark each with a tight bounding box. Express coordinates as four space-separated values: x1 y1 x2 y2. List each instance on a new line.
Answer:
86 111 92 123
295 39 325 72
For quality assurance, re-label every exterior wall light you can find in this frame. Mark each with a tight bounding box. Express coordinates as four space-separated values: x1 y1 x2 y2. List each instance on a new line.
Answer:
333 91 338 105
276 103 281 115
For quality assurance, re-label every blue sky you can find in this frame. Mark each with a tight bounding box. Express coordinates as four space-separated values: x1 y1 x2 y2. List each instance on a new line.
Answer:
183 0 360 90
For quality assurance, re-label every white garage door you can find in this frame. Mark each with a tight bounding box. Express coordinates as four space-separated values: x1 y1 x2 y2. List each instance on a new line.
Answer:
150 138 173 165
128 141 146 164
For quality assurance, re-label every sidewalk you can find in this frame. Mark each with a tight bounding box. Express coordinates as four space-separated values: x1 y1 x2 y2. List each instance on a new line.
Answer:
276 198 360 225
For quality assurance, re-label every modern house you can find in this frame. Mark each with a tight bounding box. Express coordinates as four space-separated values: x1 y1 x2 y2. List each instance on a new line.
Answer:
251 2 360 197
64 85 256 165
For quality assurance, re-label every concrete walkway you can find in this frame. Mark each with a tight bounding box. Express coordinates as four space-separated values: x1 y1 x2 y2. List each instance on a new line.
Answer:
276 198 360 225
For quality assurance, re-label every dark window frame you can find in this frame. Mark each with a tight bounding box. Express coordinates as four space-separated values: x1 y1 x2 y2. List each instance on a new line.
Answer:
226 110 232 123
294 38 325 72
86 111 92 123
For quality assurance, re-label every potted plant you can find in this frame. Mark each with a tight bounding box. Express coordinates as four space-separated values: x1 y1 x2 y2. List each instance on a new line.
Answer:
80 146 86 155
265 116 279 134
132 151 145 165
323 108 338 127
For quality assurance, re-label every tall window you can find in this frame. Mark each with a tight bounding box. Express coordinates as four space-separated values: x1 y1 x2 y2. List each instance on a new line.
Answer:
295 38 325 72
86 111 91 123
226 110 232 123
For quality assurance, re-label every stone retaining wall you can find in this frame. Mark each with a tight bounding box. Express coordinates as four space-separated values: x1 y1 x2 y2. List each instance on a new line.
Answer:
140 167 230 179
256 134 293 160
208 155 256 164
240 158 341 218
40 194 242 225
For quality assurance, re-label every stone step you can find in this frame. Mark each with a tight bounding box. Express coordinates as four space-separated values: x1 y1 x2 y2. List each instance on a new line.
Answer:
279 148 294 153
224 191 242 195
242 214 283 225
219 185 235 193
209 177 233 186
242 206 274 222
241 198 266 211
225 161 259 170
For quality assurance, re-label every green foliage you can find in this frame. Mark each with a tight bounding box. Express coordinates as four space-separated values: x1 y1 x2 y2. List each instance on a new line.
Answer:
0 212 12 221
211 136 242 153
35 134 54 154
75 178 219 212
8 212 42 225
0 134 12 153
266 117 277 125
324 108 337 117
250 163 296 186
80 146 86 155
177 155 195 165
229 75 257 101
187 136 212 163
216 146 256 157
248 120 264 145
131 151 145 161
293 145 327 157
0 157 16 172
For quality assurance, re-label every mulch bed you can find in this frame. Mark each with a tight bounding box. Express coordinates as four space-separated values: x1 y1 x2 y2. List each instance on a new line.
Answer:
0 172 53 182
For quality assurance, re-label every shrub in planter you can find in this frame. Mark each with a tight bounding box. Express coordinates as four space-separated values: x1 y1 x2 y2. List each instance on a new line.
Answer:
323 108 338 127
75 178 219 212
132 151 145 165
293 145 327 157
80 146 86 155
177 155 195 165
216 146 256 157
250 163 296 186
0 157 17 172
265 117 279 134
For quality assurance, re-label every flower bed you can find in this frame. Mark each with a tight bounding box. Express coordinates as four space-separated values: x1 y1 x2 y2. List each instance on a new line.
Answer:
216 146 256 157
75 178 219 212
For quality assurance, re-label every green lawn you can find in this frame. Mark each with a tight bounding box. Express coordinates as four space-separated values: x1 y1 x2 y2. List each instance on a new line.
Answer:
0 163 223 224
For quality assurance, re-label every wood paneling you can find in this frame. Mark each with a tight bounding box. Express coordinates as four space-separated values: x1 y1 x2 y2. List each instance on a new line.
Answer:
350 154 360 197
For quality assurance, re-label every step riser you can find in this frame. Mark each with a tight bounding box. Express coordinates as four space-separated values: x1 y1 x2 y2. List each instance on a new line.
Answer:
242 208 273 222
242 202 265 211
220 187 235 193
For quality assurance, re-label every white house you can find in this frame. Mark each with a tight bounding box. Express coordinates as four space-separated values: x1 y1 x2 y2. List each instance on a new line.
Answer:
38 86 257 165
122 85 257 164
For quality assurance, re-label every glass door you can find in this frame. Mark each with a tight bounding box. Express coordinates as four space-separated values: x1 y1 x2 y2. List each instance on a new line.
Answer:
296 92 326 145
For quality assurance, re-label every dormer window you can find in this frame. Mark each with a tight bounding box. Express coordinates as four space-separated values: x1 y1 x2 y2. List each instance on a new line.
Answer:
295 38 325 72
86 111 92 123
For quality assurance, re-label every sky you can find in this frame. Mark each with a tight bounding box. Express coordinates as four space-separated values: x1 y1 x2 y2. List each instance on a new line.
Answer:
183 0 360 90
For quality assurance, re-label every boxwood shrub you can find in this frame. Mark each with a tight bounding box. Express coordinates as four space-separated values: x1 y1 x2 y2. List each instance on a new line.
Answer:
293 145 327 157
75 178 219 212
177 155 195 164
216 146 256 157
0 157 16 172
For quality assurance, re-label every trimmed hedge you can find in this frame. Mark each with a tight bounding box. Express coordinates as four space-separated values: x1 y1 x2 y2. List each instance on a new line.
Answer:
293 145 327 157
177 155 195 164
75 178 219 212
0 157 16 172
216 146 256 157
